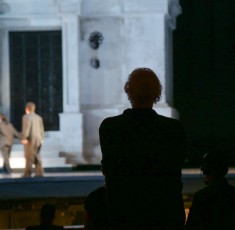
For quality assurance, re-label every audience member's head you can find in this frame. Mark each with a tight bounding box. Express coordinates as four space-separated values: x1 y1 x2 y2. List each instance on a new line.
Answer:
40 203 56 225
201 149 229 184
124 67 162 108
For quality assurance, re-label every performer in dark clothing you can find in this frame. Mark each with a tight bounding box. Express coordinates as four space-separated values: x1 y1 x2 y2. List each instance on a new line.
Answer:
185 150 235 230
99 68 187 230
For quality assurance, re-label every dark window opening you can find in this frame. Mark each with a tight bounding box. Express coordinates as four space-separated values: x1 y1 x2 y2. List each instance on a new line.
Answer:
9 31 63 131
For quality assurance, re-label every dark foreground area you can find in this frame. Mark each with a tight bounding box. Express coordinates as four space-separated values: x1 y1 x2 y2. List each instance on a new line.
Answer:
0 167 235 229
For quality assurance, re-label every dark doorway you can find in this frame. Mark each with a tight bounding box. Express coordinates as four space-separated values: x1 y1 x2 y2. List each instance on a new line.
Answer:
173 0 235 166
9 31 63 131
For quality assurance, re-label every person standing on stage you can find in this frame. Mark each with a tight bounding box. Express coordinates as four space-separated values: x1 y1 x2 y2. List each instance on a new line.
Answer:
0 113 21 174
21 102 44 177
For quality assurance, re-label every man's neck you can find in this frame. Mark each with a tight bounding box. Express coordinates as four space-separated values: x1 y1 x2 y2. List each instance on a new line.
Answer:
131 102 153 109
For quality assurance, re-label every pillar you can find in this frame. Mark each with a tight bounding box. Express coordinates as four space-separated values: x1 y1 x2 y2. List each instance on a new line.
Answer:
56 0 84 160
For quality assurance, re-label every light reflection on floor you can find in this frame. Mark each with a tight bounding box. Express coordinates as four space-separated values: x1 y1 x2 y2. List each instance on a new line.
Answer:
0 168 203 179
0 171 103 179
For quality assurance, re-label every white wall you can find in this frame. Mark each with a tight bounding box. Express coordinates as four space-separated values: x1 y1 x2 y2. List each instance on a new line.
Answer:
0 0 181 165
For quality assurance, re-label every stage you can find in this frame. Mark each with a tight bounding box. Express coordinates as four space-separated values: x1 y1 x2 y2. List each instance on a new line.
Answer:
1 168 235 200
0 170 105 200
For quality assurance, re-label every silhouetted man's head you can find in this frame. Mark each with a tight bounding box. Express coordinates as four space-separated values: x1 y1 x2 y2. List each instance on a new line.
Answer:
201 149 229 184
124 68 162 108
40 203 56 225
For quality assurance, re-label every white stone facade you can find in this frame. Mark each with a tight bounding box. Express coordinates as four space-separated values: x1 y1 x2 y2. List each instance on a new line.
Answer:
0 0 181 167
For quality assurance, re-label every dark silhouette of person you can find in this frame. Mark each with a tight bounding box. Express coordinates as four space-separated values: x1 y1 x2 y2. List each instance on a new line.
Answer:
0 113 21 174
99 67 187 230
185 149 235 230
26 203 64 230
84 185 108 230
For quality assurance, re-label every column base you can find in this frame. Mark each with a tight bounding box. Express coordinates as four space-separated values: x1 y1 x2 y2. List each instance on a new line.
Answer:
59 112 85 164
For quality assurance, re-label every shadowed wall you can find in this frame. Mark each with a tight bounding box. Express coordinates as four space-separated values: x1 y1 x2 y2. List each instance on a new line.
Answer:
174 0 235 166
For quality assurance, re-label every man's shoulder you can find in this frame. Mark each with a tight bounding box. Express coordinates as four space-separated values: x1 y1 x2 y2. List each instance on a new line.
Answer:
194 180 235 200
157 113 181 124
100 114 123 127
23 113 29 119
156 114 185 134
35 113 43 119
30 113 43 120
194 186 209 197
23 113 43 123
87 185 106 199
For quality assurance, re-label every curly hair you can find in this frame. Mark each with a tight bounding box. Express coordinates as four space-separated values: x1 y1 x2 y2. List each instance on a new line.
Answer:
124 68 162 104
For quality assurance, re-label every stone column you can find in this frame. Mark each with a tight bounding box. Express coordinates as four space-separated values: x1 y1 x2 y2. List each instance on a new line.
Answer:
0 29 10 116
0 0 14 114
56 0 84 162
123 0 181 118
161 0 182 118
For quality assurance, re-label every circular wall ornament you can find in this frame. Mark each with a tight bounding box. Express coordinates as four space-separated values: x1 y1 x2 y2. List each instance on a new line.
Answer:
89 31 104 50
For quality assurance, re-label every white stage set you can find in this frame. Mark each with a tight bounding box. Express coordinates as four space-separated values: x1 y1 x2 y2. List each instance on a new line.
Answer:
0 0 181 169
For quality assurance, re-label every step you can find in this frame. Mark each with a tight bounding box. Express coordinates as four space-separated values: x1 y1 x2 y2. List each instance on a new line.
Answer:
0 144 71 169
0 157 70 169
